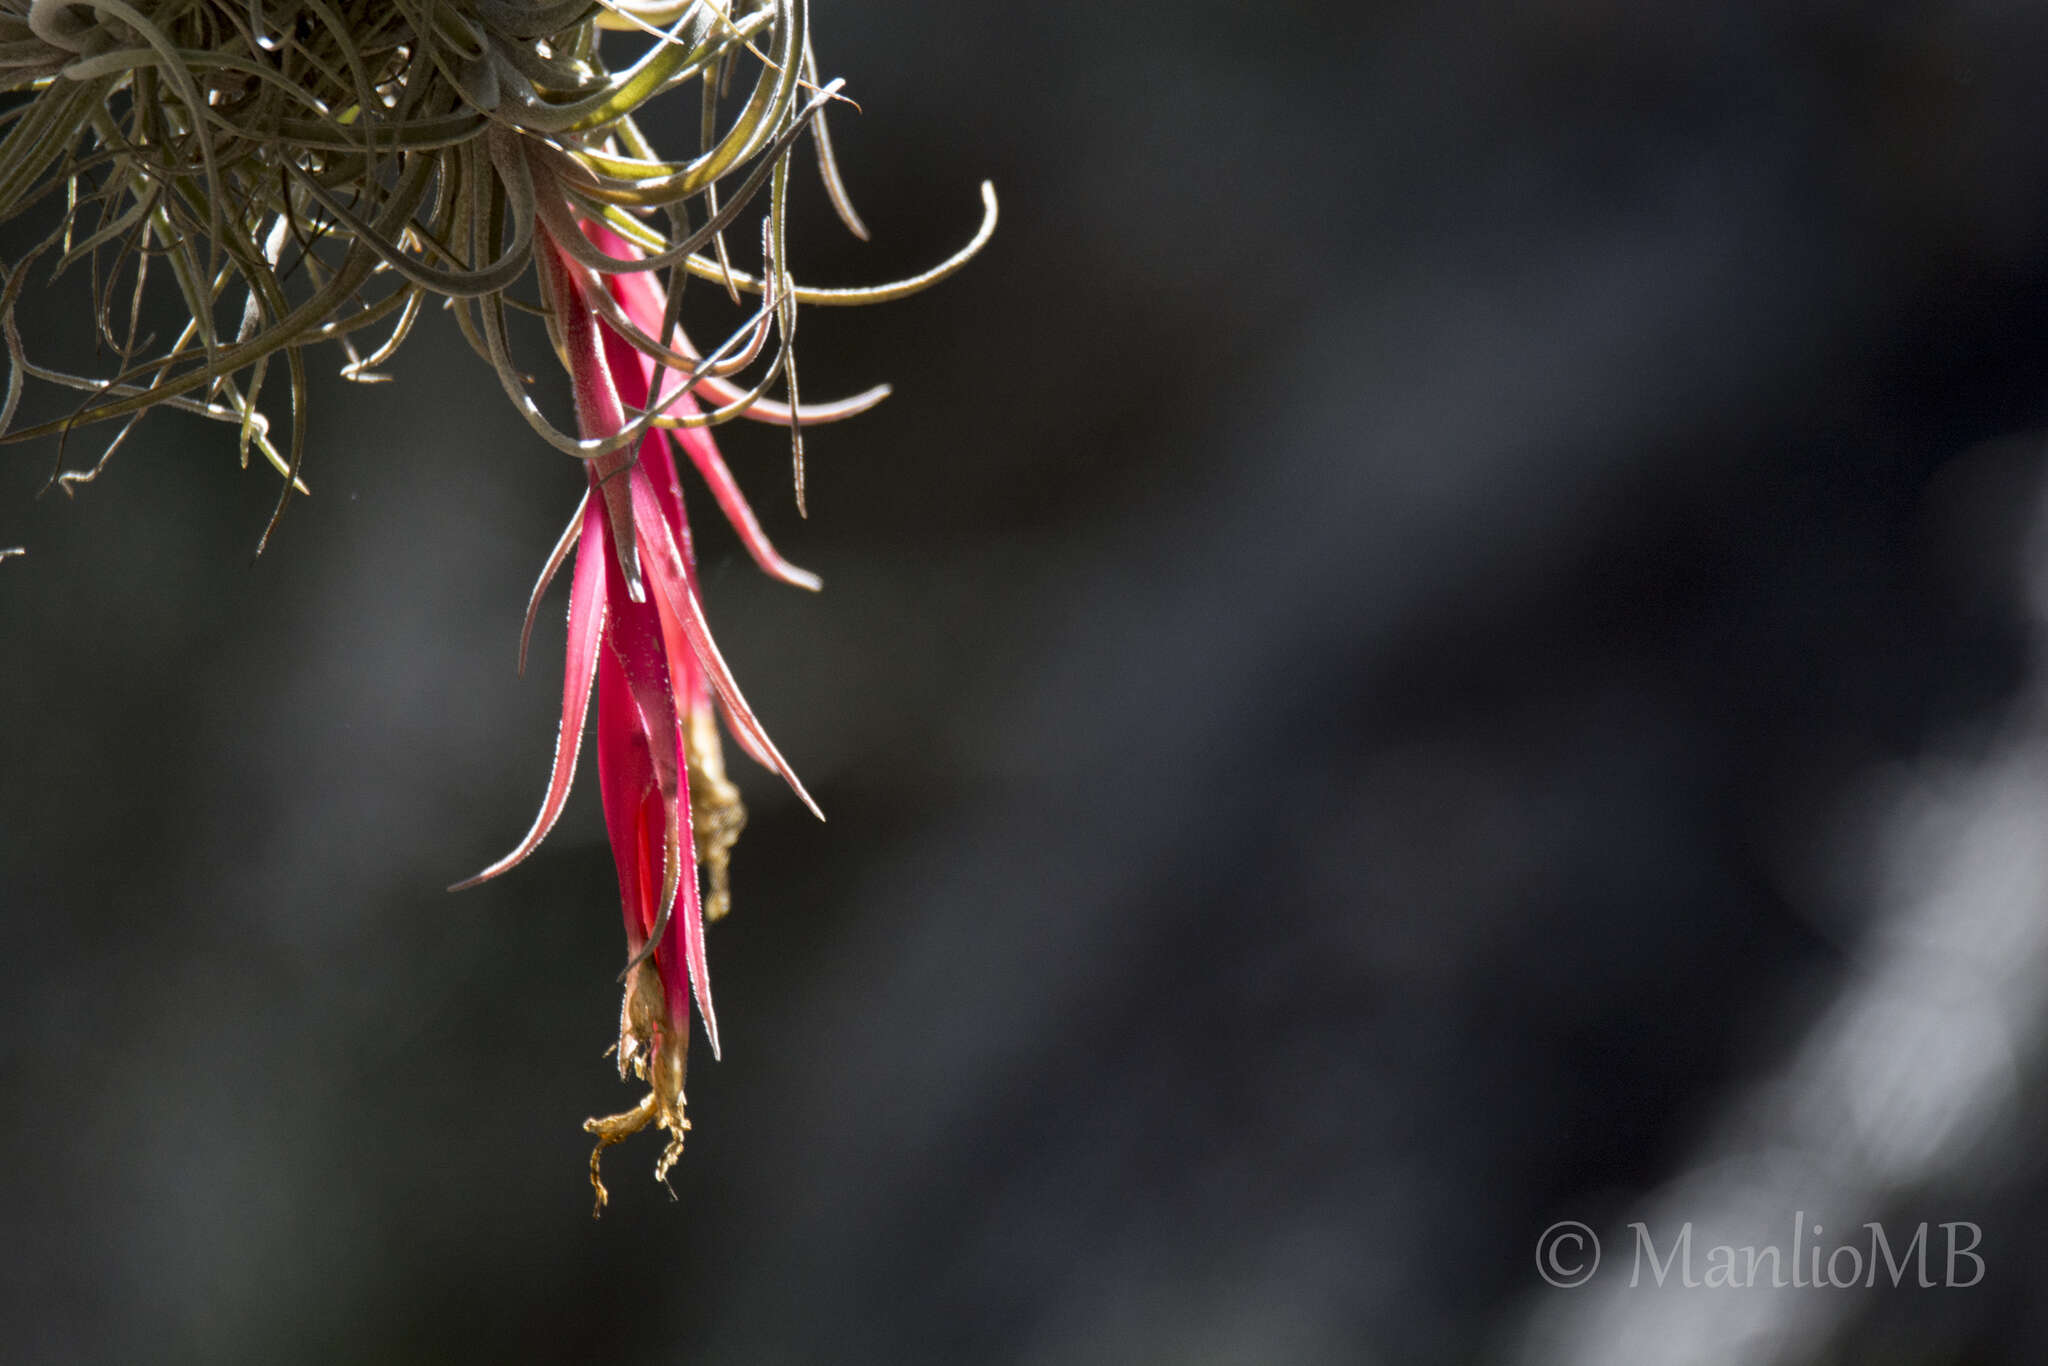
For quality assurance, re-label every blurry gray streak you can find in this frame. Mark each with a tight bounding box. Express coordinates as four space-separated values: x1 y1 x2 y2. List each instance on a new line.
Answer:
709 156 1848 1359
1515 455 2048 1365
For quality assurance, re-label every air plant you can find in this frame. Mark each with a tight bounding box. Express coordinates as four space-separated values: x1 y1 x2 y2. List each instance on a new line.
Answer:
0 0 994 1208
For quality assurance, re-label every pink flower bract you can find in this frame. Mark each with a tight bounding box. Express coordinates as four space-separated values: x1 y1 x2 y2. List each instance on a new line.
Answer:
457 227 828 1205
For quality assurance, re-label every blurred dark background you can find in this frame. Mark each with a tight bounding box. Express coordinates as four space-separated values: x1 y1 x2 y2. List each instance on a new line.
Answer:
10 2 2048 1362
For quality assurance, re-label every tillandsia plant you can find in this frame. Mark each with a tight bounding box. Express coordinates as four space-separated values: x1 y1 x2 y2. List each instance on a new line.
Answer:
0 0 994 1208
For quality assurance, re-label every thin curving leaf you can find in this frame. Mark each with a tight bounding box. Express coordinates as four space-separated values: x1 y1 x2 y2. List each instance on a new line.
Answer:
451 493 609 891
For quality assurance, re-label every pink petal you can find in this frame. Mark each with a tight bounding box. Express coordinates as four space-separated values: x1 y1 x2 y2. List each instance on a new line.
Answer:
588 228 822 592
630 465 824 820
599 520 685 813
661 706 719 1057
450 494 607 890
600 536 721 1055
716 695 779 773
595 639 656 955
617 397 800 785
542 239 644 601
669 417 822 592
519 489 588 677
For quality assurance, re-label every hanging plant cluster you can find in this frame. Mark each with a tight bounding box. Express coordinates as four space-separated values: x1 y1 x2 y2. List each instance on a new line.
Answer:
0 0 993 1209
